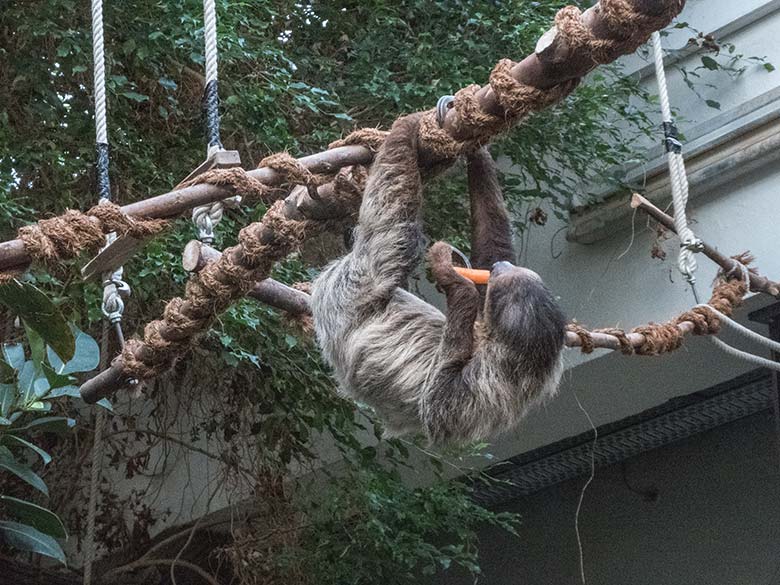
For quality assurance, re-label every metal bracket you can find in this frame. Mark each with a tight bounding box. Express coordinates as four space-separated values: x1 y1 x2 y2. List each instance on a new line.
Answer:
175 149 241 189
81 149 242 281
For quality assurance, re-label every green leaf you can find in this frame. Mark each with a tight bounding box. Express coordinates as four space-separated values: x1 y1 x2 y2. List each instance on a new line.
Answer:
701 56 719 71
0 359 15 383
764 62 776 72
0 521 65 564
96 398 113 411
47 385 80 398
0 280 74 362
705 99 721 110
1 496 67 538
3 344 24 370
17 360 38 403
14 416 75 434
41 363 73 390
3 434 52 465
0 451 48 495
121 91 149 102
285 334 298 349
0 383 15 417
23 321 45 365
47 328 99 374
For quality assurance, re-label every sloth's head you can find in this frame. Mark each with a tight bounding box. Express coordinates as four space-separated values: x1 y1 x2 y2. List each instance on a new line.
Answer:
483 262 567 351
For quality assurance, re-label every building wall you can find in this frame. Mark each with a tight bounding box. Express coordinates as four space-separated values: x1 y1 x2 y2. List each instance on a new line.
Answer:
483 0 780 463
438 411 780 585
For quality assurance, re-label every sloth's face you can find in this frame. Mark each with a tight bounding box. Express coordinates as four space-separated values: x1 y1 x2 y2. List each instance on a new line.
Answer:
483 262 566 349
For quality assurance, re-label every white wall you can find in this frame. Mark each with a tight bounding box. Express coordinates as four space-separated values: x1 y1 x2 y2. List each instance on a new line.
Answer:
485 0 780 462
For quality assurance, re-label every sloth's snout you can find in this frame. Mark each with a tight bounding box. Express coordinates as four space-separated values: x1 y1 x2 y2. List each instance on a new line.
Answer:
491 261 514 277
491 262 541 282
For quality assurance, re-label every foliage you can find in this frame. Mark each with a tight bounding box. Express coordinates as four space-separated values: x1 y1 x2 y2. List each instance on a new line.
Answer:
0 279 101 563
0 0 770 581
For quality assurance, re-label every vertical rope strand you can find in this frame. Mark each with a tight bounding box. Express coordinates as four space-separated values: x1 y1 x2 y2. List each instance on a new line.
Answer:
193 0 227 242
203 0 221 149
85 1 130 581
91 0 110 201
83 324 109 585
651 31 702 293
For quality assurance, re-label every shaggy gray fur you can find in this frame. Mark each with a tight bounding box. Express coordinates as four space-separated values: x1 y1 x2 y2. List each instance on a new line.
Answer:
311 114 565 444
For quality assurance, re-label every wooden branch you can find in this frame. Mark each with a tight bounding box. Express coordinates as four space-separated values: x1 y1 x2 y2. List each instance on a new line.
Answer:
631 193 780 298
564 321 694 351
76 0 687 403
1 0 685 275
181 240 311 316
0 146 373 273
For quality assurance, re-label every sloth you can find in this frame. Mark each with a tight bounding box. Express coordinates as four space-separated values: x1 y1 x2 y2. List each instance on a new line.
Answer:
310 113 566 444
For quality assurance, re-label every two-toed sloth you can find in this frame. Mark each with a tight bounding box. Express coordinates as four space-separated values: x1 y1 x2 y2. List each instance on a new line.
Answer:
311 113 566 445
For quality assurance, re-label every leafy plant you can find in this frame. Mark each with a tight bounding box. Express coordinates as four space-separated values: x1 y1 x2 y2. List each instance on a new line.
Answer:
0 279 100 563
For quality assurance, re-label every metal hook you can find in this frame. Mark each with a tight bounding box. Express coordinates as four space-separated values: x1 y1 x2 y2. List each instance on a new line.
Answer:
436 95 455 128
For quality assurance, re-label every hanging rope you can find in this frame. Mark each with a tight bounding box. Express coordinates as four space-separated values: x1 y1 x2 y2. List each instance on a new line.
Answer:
84 0 131 580
191 0 238 244
650 31 704 299
83 325 109 585
203 0 221 152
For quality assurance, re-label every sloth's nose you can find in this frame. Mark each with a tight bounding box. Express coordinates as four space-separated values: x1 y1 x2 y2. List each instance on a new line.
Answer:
491 262 542 281
491 261 514 276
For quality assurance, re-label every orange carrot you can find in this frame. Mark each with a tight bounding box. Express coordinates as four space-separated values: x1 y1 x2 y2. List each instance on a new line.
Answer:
453 266 490 285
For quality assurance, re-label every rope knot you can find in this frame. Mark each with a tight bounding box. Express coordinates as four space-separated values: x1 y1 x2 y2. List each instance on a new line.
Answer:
567 321 595 354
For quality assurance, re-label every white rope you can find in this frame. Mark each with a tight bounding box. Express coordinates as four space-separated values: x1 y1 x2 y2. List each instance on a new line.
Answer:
651 32 703 287
708 336 780 372
91 0 108 145
697 304 780 355
86 1 124 581
192 0 236 243
203 0 218 85
193 202 222 244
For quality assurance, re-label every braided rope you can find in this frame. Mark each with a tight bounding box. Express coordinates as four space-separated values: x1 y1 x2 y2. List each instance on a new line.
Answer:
651 31 702 289
90 0 107 146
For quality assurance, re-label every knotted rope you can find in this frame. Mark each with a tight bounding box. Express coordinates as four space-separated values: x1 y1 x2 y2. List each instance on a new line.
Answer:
7 204 166 281
117 200 316 379
260 152 331 190
570 260 751 357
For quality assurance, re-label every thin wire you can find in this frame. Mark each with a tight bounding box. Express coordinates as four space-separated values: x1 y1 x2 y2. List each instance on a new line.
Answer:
573 389 597 585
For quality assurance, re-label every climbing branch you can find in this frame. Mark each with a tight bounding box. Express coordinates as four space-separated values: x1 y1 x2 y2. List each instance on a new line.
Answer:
77 0 688 403
0 0 685 275
631 193 780 297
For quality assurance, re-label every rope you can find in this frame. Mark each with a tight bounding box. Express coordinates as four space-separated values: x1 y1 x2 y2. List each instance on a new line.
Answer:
191 0 234 243
83 324 109 585
91 0 109 201
650 31 703 294
202 0 221 149
85 2 131 579
707 336 780 373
